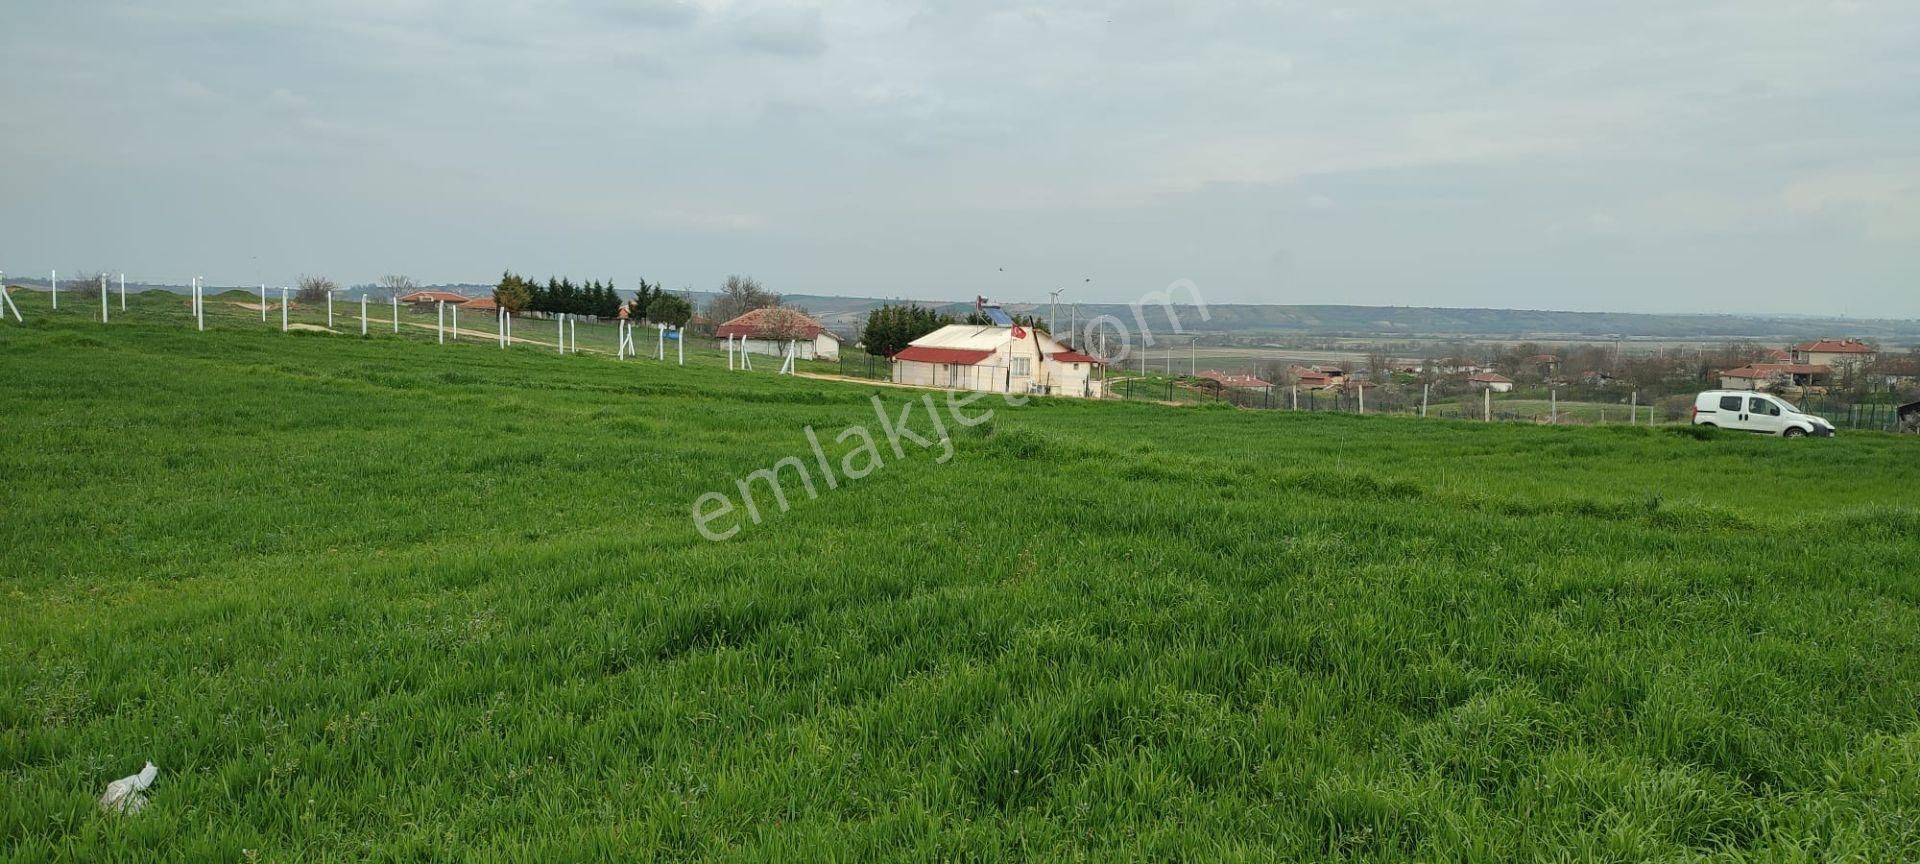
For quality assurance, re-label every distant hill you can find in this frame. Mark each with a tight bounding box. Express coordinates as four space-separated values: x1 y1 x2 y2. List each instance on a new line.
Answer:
778 294 1920 344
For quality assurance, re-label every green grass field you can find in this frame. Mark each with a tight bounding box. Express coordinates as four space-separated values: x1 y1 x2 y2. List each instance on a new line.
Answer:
5 294 1920 861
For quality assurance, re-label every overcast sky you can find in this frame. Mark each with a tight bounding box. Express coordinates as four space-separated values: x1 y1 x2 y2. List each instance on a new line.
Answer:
2 1 1915 315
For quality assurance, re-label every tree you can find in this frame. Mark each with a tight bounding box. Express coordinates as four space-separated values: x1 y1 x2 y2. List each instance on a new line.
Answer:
860 303 951 357
65 271 109 300
493 271 532 312
626 278 662 321
296 275 338 303
702 274 779 325
378 274 418 300
647 292 693 328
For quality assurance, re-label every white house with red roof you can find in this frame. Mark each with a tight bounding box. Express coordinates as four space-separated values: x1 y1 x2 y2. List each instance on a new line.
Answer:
1199 370 1272 389
397 289 472 310
1468 372 1514 392
1790 339 1875 368
891 324 1103 397
1718 363 1831 391
715 307 842 361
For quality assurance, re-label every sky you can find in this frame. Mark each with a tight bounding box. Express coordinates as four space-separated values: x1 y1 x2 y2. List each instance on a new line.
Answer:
2 0 1916 316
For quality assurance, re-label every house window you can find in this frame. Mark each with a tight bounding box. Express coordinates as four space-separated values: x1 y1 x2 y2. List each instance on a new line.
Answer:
1012 357 1031 376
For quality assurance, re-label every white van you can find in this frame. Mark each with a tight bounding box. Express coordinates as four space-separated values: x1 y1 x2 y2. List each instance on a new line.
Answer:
1691 391 1835 437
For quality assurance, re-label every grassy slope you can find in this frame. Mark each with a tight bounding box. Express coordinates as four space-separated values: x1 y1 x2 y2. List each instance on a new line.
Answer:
3 303 1920 861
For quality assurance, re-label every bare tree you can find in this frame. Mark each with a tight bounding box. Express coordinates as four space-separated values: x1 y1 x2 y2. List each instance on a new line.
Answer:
756 306 816 342
701 275 779 324
378 274 419 300
296 275 338 303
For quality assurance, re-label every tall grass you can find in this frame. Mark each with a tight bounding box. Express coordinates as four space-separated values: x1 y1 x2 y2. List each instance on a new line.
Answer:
3 303 1918 860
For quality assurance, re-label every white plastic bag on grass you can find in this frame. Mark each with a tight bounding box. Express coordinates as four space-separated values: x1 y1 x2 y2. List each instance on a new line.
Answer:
99 762 158 815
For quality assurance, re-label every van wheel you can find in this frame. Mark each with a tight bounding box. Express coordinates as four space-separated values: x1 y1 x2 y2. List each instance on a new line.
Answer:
1784 427 1807 438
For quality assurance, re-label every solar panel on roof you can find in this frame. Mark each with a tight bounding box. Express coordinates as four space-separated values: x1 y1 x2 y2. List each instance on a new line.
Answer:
983 307 1014 326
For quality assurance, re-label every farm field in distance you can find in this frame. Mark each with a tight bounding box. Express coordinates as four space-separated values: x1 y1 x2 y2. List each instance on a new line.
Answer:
4 308 1920 860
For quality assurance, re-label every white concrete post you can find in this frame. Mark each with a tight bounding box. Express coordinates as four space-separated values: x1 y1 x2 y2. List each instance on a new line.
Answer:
677 327 684 365
437 302 445 344
392 296 399 333
1631 391 1638 425
197 279 206 331
450 302 457 341
261 285 268 322
1484 387 1491 422
118 273 126 310
557 314 565 354
100 273 108 323
50 270 57 310
280 287 288 332
1550 389 1557 424
1357 383 1364 414
656 324 665 360
361 295 368 335
727 334 735 370
327 291 334 329
0 270 22 322
1421 383 1429 418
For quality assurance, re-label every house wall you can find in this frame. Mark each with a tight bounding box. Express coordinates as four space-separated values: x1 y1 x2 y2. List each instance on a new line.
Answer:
1718 376 1763 391
1803 350 1871 369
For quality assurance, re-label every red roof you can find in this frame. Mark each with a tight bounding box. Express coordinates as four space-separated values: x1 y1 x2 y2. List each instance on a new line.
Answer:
398 290 471 304
1199 369 1270 388
714 307 836 340
1051 350 1101 365
1794 339 1873 354
894 346 996 365
1468 372 1513 383
462 296 499 310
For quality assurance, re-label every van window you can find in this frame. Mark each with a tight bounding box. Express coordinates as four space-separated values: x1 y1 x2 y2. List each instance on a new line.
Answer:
1718 396 1742 411
1749 397 1780 416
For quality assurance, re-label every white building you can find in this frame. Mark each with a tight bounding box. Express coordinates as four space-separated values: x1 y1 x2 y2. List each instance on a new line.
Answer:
892 324 1104 398
1468 372 1514 392
715 307 842 361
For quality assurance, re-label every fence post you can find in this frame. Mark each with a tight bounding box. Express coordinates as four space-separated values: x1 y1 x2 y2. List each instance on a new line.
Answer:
1484 387 1491 422
393 296 399 333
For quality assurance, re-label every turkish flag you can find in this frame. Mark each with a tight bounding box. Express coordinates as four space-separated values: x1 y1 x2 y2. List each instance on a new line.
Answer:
1011 324 1026 338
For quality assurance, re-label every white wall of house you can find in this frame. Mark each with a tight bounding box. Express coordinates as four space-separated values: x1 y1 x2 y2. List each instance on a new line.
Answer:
731 333 840 361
